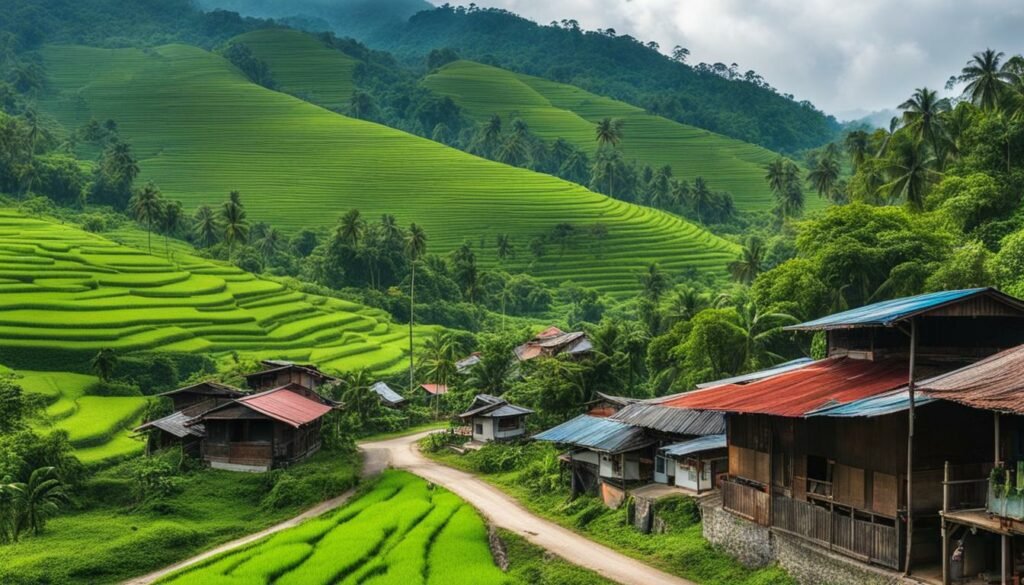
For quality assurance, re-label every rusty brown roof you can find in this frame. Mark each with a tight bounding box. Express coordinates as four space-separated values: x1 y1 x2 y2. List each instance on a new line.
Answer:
918 344 1024 414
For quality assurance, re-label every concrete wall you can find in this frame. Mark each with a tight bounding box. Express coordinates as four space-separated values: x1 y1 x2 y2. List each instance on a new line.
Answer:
472 417 495 442
699 497 911 585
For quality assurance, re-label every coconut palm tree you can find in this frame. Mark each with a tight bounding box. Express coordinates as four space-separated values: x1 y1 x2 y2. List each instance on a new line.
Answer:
220 191 249 256
595 117 624 149
728 237 765 285
731 303 798 371
128 182 164 253
844 130 870 171
495 233 514 262
687 177 715 223
90 348 117 382
419 331 458 417
192 205 220 248
764 157 788 196
898 87 951 157
807 152 842 200
256 227 282 265
337 209 364 248
379 214 402 246
638 262 670 303
876 116 902 157
405 223 427 394
959 49 1017 111
158 200 183 259
9 467 66 538
107 141 140 187
883 140 939 211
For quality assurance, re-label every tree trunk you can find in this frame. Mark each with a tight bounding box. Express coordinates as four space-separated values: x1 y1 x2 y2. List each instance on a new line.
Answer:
408 262 415 395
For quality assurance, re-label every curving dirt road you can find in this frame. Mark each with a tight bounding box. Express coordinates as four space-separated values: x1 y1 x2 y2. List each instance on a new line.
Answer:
362 431 694 585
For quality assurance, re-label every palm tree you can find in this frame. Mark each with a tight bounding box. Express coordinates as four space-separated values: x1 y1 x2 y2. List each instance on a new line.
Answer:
348 91 375 119
9 467 66 538
256 227 282 265
767 160 803 221
220 191 249 256
405 223 427 394
90 348 117 382
595 117 624 149
192 205 220 248
419 331 457 417
666 287 709 326
638 262 670 303
687 177 715 223
107 141 140 186
959 49 1016 111
731 303 798 371
128 182 164 254
844 131 870 171
764 157 788 196
337 209 364 248
379 214 402 246
728 237 765 285
807 152 841 200
0 482 16 544
159 200 183 259
898 87 951 156
495 233 514 262
883 140 939 211
876 116 902 157
473 114 503 158
338 369 377 432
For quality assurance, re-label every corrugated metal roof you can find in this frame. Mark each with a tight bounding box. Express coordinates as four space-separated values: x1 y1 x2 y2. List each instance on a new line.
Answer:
459 394 533 418
158 380 243 398
456 352 482 373
660 434 727 458
370 382 406 405
696 358 815 389
135 410 205 437
806 389 937 417
421 383 448 395
534 414 652 453
610 403 725 435
236 387 333 427
662 357 909 417
786 288 1024 330
484 404 534 418
918 344 1024 414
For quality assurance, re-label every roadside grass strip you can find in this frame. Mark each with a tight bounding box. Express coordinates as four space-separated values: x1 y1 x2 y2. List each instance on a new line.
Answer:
38 42 736 297
159 471 511 585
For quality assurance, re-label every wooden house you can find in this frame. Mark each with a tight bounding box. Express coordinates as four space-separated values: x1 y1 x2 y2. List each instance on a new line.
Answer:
584 392 639 418
457 394 533 443
134 381 244 453
244 360 339 393
514 326 592 362
666 287 1024 575
190 384 334 472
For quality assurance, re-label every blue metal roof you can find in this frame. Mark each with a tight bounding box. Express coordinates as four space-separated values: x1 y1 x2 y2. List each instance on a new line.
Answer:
805 389 936 418
787 288 992 330
534 414 651 453
370 382 406 405
695 357 815 389
660 434 727 458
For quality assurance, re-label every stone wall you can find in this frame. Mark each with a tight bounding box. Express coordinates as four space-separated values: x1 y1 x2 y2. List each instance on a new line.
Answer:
699 496 912 585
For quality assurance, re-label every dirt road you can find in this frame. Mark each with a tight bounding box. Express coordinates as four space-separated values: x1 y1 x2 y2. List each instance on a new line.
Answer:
362 431 695 585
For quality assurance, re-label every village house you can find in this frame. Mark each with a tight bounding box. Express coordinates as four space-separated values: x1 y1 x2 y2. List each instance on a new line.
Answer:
370 381 407 408
514 326 592 362
583 391 639 417
134 380 244 453
244 360 339 393
457 394 533 443
664 288 1024 583
455 352 482 374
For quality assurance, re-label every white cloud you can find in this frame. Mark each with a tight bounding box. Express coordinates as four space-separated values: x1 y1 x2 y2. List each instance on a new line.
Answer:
430 0 1024 116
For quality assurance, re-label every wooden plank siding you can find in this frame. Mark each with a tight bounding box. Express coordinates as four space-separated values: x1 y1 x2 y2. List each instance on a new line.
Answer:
722 478 770 525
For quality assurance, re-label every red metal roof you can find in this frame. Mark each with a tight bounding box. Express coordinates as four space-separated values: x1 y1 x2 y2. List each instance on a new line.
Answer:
662 357 910 417
238 387 333 427
421 383 449 395
919 344 1024 414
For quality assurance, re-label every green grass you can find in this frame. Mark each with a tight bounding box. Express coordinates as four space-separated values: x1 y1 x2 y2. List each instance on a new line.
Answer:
231 28 357 111
426 446 793 585
159 471 514 585
358 421 448 443
37 43 737 297
424 60 826 214
0 449 360 585
0 211 437 378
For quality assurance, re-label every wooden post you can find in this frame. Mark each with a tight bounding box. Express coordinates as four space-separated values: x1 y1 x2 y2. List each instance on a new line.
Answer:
942 461 950 585
1003 533 1009 585
696 456 701 495
904 317 918 576
995 412 1001 465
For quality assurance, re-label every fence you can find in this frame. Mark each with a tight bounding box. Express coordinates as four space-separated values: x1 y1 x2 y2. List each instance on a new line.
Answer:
772 496 900 570
722 478 770 525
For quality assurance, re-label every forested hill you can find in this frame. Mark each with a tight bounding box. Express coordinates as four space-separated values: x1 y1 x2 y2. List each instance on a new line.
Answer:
363 6 839 153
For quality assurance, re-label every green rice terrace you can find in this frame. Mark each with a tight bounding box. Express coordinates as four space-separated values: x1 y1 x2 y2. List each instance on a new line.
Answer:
230 28 358 111
160 471 513 585
423 60 824 214
0 211 438 463
37 43 737 297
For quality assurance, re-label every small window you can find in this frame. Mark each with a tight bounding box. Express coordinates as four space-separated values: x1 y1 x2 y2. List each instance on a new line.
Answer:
498 417 519 432
611 456 623 476
475 423 484 435
655 455 666 474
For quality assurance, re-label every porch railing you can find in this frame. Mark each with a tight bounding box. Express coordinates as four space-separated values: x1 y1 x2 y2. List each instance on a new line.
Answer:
722 478 770 526
772 496 900 570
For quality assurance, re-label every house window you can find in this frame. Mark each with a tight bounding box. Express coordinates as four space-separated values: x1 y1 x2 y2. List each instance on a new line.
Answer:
475 423 484 435
655 455 666 474
497 417 519 432
688 465 698 482
611 455 623 476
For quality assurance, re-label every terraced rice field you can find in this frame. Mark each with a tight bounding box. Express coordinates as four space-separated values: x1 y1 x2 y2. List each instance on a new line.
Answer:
17 370 146 464
0 211 437 376
37 43 736 297
160 471 512 585
424 60 826 214
230 28 357 111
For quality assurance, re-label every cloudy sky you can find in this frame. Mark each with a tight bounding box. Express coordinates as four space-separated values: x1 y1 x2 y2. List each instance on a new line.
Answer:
429 0 1024 119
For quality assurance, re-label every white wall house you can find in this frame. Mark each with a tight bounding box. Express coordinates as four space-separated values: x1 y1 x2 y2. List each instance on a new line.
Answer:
658 434 728 494
458 394 533 443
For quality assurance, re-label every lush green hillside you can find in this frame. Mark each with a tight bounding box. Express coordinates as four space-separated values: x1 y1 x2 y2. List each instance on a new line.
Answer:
38 44 737 296
231 28 357 110
0 210 437 376
424 60 825 213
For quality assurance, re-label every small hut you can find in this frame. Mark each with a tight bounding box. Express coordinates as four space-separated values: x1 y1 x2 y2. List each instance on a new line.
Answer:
244 360 339 393
134 381 244 453
457 394 533 443
370 381 407 408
